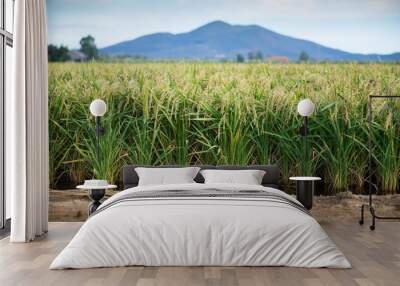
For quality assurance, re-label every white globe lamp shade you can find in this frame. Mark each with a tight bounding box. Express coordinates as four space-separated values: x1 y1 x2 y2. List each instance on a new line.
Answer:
297 99 315 117
90 99 107 117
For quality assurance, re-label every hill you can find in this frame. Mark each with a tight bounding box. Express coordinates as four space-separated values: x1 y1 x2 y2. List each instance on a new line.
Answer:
101 21 400 62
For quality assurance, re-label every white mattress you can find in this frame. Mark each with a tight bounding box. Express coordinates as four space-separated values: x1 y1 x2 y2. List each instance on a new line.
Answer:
50 183 351 269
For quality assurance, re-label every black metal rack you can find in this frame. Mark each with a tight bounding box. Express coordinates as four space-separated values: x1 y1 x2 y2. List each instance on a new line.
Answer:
359 95 400 230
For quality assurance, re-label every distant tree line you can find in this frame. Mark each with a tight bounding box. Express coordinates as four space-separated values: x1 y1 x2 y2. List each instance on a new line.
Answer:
100 54 148 63
235 50 311 63
298 51 310 62
79 35 98 60
48 44 70 62
49 37 313 63
48 35 99 62
236 51 264 63
48 35 149 63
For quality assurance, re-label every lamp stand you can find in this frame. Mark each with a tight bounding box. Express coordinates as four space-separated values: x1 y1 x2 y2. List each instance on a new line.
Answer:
94 116 105 169
304 116 308 167
95 116 100 163
299 116 309 175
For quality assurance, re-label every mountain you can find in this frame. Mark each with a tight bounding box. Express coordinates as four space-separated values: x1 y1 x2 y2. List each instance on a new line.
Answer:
100 21 400 62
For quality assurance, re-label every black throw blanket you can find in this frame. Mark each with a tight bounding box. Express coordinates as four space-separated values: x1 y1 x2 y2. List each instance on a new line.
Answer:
91 189 310 217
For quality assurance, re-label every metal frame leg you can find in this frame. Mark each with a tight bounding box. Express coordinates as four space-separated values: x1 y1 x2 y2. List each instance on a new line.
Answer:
370 206 375 231
359 204 365 225
359 95 400 231
359 203 399 231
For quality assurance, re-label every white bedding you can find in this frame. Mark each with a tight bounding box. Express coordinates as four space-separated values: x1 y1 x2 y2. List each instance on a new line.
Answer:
50 183 351 269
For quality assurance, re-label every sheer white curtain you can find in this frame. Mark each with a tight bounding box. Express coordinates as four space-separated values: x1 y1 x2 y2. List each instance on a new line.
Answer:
7 0 49 242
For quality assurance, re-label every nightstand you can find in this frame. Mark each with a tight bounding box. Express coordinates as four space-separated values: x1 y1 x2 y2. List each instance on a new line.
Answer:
289 177 321 210
76 184 117 215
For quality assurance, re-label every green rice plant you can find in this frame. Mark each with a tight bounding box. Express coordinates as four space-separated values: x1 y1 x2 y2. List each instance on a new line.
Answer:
250 93 279 165
217 101 254 165
315 102 367 192
369 112 400 194
47 62 400 194
48 121 72 188
190 114 220 164
73 117 128 183
250 110 276 165
128 117 163 165
158 95 192 165
268 117 320 185
48 98 71 187
267 126 301 183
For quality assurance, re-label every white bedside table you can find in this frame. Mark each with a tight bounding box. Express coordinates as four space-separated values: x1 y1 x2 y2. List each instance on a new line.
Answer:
289 177 321 210
77 184 117 215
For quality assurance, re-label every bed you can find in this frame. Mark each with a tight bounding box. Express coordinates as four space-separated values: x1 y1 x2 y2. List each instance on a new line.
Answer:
50 165 350 269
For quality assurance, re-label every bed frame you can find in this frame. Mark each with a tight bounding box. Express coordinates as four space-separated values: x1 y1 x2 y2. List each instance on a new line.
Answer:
122 165 280 190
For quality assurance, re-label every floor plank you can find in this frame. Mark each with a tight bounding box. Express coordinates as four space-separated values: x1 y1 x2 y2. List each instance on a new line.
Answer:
0 221 399 286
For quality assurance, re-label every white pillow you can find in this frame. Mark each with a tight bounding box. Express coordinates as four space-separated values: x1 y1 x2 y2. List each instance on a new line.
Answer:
135 167 201 186
200 169 266 185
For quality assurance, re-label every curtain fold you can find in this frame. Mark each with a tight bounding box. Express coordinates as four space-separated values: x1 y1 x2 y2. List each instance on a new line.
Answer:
8 0 49 242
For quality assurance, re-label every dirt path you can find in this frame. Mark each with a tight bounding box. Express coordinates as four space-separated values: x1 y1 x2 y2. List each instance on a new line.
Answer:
49 190 400 223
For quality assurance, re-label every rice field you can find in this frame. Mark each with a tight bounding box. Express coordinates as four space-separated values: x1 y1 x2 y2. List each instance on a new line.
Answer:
49 62 400 194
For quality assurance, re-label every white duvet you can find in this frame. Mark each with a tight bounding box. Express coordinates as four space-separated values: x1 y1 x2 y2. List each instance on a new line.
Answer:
50 183 351 269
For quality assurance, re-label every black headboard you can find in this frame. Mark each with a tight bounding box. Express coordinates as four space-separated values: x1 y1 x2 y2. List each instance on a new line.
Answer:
122 165 280 190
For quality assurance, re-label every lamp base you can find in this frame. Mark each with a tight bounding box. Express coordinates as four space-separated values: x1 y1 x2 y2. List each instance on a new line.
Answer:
296 181 314 210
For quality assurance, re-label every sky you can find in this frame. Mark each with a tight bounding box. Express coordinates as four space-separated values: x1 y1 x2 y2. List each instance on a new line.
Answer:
47 0 400 54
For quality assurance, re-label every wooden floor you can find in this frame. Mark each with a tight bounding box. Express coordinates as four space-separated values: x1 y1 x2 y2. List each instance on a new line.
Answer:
0 221 399 286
